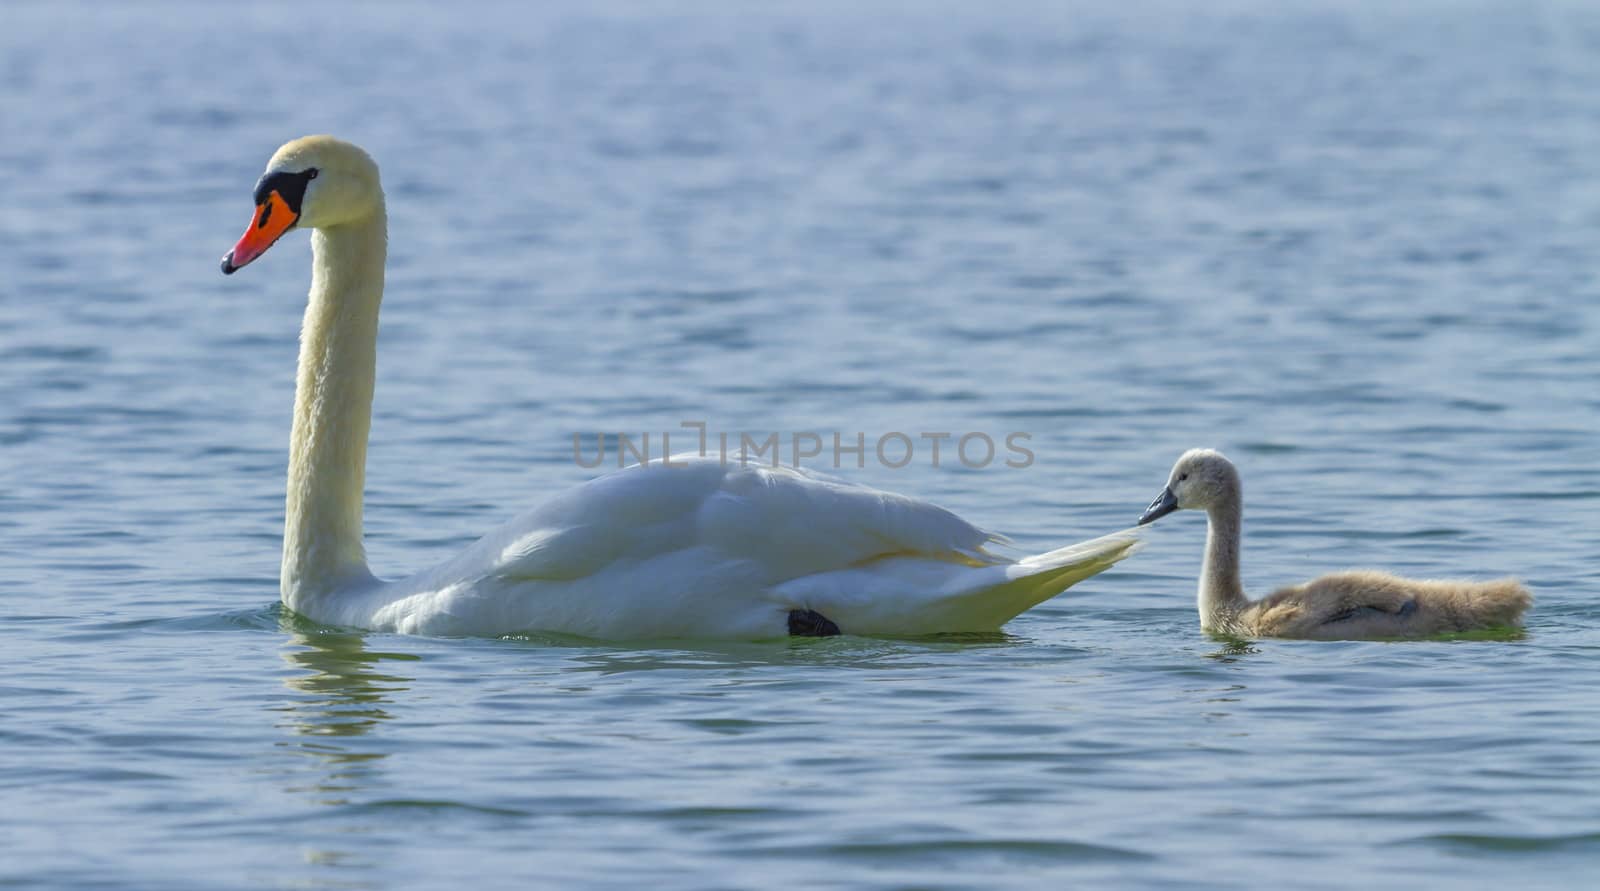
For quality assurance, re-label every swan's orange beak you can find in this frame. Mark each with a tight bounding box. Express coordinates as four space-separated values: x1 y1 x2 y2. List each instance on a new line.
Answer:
220 190 298 275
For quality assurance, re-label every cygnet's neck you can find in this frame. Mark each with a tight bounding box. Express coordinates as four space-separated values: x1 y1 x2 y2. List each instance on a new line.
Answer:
282 203 386 612
1199 484 1250 630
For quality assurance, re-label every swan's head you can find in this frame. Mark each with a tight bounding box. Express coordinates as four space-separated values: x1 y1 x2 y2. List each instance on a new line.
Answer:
1138 448 1239 525
220 135 382 274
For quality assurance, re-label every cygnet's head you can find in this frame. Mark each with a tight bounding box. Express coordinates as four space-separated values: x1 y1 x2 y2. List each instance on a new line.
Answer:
1138 448 1240 525
221 135 382 274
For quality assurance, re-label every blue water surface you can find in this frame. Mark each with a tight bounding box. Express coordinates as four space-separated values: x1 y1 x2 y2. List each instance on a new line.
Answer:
2 1 1598 888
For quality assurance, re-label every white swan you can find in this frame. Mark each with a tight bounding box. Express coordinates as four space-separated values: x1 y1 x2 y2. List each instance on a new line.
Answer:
219 135 1141 640
1138 449 1531 639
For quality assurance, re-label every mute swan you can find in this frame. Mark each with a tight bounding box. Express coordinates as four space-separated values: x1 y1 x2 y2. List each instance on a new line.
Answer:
218 135 1141 640
1137 449 1531 639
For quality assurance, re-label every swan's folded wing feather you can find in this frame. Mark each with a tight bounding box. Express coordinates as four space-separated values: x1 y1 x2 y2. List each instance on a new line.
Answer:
693 462 1004 577
1253 571 1422 634
492 524 632 581
479 457 1002 585
1300 571 1419 617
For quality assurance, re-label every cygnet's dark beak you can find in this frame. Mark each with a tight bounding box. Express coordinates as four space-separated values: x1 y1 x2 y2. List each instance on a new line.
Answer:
1138 487 1179 525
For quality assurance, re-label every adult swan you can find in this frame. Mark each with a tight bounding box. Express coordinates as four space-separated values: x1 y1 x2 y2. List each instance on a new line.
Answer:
220 135 1140 640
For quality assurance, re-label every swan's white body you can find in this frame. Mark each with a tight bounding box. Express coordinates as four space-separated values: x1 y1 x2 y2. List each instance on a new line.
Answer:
308 456 1141 638
225 136 1140 640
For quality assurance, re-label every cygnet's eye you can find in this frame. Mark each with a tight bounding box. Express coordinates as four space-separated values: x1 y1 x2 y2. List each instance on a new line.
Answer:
1178 473 1189 482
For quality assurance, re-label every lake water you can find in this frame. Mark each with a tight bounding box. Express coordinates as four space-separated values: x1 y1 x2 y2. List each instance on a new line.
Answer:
3 1 1598 887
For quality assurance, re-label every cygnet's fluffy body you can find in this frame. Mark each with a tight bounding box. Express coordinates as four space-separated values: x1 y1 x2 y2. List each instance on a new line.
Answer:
1139 449 1531 640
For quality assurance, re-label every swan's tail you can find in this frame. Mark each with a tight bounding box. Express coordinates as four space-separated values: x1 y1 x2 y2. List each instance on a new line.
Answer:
787 528 1143 636
1374 577 1533 638
960 528 1146 628
1437 578 1532 629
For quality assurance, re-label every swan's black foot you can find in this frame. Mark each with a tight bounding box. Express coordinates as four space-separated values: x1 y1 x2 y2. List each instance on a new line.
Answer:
788 609 841 637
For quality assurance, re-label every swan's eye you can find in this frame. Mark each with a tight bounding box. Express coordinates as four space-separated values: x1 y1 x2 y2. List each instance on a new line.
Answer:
306 168 318 180
1178 473 1189 482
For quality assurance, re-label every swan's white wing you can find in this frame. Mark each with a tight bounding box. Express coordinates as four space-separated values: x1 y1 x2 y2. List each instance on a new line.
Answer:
488 456 1002 583
691 461 1005 577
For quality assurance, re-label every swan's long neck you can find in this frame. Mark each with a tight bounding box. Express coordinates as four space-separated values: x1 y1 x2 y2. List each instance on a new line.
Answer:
1199 485 1249 630
281 203 387 612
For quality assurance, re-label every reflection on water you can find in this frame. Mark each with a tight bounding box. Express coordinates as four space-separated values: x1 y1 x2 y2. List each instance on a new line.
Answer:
272 616 417 806
1206 639 1262 662
540 631 1027 677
